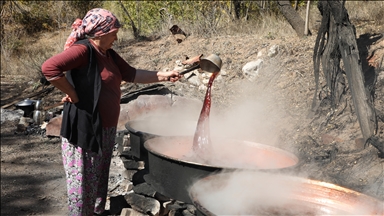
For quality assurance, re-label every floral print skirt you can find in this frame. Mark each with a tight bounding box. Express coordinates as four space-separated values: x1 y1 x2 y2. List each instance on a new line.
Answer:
61 127 116 216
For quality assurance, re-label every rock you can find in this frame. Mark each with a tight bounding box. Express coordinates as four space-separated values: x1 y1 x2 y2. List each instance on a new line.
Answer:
121 156 145 170
125 181 134 192
182 209 195 216
155 192 171 203
118 103 138 131
377 70 384 81
120 208 147 216
171 95 201 115
185 204 196 214
198 84 207 91
186 75 201 86
218 69 227 76
116 130 129 147
124 193 160 215
268 44 279 57
168 209 182 216
45 115 62 137
110 195 130 215
133 182 157 197
118 133 131 155
166 201 187 211
135 95 173 112
121 169 137 181
17 116 30 132
173 34 186 43
169 25 187 44
118 94 175 131
242 59 263 81
257 47 267 57
1 108 24 124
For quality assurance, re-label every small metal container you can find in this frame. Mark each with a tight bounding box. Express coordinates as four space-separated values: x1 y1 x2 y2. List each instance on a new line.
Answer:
34 100 43 110
33 110 43 125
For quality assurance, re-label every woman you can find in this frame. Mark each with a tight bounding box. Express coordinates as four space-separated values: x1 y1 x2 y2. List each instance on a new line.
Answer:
41 8 182 216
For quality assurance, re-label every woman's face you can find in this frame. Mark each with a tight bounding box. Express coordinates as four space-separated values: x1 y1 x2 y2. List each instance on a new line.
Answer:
99 30 119 51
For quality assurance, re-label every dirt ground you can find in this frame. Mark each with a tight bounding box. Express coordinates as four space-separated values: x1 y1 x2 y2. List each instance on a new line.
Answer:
1 24 384 215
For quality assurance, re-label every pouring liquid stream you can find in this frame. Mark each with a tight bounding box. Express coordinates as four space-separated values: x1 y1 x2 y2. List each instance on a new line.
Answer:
192 72 219 161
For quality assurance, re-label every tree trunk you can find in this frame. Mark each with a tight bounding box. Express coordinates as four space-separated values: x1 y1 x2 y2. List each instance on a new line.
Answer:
232 0 241 20
277 0 310 38
313 0 378 151
118 0 139 39
330 0 376 142
320 13 345 109
294 0 299 10
0 0 5 40
332 5 376 142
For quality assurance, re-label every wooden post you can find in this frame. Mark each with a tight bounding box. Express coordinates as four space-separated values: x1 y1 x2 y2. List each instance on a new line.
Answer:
338 26 376 141
304 0 310 36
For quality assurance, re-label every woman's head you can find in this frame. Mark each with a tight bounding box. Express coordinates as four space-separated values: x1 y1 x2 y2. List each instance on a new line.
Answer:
91 29 119 53
64 8 121 50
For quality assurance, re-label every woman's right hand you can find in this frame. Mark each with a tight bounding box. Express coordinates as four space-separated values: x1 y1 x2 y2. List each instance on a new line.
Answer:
61 94 79 103
49 76 79 103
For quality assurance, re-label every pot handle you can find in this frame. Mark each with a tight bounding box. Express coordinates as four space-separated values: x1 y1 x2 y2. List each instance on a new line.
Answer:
179 64 201 75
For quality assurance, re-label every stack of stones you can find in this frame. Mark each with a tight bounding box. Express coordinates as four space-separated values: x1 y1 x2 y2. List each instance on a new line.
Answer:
106 132 198 216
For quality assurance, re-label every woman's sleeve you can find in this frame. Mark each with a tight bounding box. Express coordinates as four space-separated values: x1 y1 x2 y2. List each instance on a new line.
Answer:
111 51 136 82
41 44 89 81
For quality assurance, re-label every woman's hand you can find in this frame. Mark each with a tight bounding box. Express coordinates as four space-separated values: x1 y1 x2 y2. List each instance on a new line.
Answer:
48 76 79 103
157 70 183 82
134 69 183 83
61 94 79 104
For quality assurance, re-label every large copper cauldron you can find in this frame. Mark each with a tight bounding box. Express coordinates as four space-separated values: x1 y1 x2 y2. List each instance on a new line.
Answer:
143 136 299 203
189 171 384 215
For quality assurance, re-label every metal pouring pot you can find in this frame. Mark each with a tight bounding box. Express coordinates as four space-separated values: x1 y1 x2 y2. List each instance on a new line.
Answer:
179 54 222 75
15 98 36 117
200 54 222 73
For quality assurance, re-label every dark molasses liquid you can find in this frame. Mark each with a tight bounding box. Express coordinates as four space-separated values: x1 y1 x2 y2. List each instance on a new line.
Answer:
192 72 219 156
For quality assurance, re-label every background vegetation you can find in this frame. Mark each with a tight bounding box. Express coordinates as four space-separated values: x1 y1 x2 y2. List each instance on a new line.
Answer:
1 1 383 84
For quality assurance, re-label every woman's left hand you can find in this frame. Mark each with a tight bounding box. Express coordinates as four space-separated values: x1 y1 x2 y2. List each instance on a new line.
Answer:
61 94 79 103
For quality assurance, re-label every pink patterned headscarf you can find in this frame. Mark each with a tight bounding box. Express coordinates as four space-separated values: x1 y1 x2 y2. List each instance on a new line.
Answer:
64 8 121 50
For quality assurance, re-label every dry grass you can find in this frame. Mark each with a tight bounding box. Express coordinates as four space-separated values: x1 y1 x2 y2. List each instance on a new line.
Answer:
1 1 382 82
346 1 384 24
346 1 384 35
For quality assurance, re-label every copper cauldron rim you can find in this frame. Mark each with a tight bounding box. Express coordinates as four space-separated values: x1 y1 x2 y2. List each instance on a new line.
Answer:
144 136 223 168
189 171 384 216
144 136 299 170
